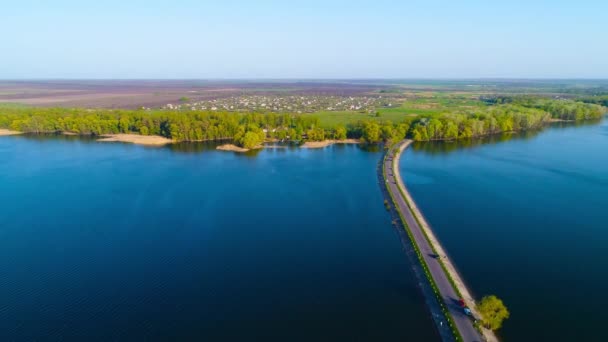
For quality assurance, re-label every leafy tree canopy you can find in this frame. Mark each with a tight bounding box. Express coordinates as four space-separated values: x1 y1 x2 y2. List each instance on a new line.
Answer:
478 295 510 331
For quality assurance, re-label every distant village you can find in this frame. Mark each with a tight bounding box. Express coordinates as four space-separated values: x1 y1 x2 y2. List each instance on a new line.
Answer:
161 95 395 113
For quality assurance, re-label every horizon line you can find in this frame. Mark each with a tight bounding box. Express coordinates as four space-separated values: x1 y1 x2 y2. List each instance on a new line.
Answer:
1 77 608 82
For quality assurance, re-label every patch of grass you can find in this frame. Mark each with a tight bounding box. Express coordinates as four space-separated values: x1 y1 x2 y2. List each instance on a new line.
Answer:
311 110 413 128
309 92 490 128
0 102 32 109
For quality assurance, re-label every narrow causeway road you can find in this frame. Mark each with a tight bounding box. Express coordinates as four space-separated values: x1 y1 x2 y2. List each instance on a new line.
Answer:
384 140 488 342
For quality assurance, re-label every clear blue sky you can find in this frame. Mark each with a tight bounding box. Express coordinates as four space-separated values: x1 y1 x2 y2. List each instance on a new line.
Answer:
2 0 607 79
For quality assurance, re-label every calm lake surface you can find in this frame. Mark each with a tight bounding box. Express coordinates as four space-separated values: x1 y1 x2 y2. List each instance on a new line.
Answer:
402 119 608 341
0 136 438 341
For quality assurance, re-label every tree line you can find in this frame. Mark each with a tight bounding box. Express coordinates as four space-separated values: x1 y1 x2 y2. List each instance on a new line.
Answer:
578 95 608 107
0 98 604 147
482 95 606 120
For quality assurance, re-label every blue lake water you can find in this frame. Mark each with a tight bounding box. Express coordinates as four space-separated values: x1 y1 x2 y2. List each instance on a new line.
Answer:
0 136 438 341
402 119 608 341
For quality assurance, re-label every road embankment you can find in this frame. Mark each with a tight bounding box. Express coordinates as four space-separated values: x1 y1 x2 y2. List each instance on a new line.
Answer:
384 140 498 342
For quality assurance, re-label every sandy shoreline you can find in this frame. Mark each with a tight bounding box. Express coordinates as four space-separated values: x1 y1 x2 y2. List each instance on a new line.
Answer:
216 144 249 152
301 139 360 148
3 131 360 150
0 129 23 136
97 134 173 146
219 139 359 151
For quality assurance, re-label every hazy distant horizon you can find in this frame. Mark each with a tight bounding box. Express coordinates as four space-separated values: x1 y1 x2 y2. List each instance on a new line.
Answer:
2 78 608 82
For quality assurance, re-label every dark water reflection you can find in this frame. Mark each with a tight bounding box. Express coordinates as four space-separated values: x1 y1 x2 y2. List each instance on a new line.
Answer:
402 119 608 341
0 136 438 341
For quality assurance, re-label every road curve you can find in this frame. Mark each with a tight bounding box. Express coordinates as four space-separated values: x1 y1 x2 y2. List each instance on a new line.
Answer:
383 140 491 342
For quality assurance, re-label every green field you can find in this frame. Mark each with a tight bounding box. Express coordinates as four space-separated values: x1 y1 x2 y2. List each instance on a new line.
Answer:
312 91 490 128
0 102 32 109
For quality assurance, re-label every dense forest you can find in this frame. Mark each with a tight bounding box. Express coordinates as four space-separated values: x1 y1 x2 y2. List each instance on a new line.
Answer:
0 98 604 147
482 95 606 120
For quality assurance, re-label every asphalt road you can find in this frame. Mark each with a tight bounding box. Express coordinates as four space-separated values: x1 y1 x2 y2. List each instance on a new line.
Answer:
384 143 483 342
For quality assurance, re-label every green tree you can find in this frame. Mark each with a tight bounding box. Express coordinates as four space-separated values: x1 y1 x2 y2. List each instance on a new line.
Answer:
380 123 394 142
395 122 410 140
118 117 130 133
361 121 381 143
306 127 325 141
443 121 459 140
411 123 430 141
287 128 298 140
426 118 443 140
241 131 262 149
334 125 347 140
477 295 509 331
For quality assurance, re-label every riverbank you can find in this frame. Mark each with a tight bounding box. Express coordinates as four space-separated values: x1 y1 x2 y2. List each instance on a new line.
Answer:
548 118 575 123
0 129 23 136
216 144 255 152
97 134 173 146
215 139 359 152
301 139 359 148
